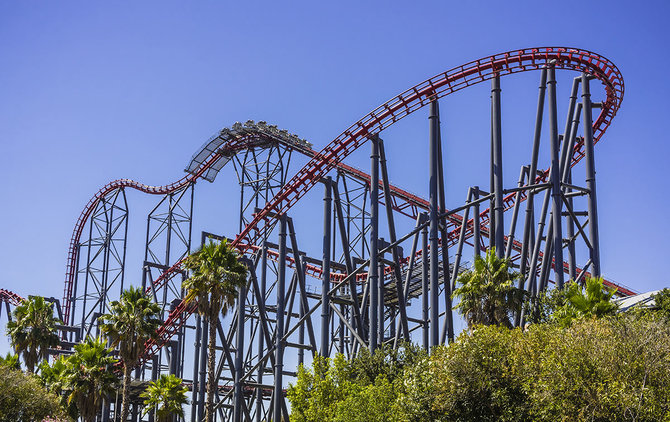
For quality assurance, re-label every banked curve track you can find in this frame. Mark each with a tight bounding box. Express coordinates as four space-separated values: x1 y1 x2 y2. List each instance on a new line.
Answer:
64 47 624 364
234 46 623 252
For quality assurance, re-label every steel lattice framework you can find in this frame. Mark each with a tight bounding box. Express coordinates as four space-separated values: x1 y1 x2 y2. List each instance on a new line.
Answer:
0 47 638 421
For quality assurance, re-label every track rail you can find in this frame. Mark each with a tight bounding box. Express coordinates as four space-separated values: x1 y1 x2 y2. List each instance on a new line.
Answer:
65 47 625 363
62 127 459 325
232 47 623 254
140 47 625 363
0 288 24 306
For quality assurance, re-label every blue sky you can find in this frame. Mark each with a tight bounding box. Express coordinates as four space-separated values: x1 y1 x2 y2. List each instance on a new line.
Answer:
1 1 669 347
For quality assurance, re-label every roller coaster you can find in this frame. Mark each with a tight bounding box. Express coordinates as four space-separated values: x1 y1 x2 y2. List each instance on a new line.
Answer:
1 47 635 421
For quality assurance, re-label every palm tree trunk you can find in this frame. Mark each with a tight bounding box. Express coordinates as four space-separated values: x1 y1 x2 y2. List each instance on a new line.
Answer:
27 347 37 373
120 364 131 421
206 317 217 422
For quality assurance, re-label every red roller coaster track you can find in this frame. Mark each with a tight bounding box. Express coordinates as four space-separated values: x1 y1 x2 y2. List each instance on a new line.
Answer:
64 47 625 363
0 289 24 306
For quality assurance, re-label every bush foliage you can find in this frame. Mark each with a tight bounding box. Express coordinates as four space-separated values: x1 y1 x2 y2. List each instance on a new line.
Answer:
0 363 66 421
288 314 670 421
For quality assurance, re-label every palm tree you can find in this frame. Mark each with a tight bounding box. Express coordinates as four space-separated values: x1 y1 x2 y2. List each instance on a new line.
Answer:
453 248 524 329
141 374 189 422
0 352 20 370
99 286 162 422
6 296 61 372
182 239 249 422
64 337 119 422
554 277 619 326
39 356 79 420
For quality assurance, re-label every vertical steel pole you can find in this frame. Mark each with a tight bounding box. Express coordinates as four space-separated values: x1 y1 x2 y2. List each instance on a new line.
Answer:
473 186 481 258
332 183 363 339
369 136 380 352
491 73 505 257
256 242 268 422
197 318 208 422
565 170 577 281
429 99 440 348
561 87 582 282
190 314 201 422
378 258 385 346
490 99 496 250
394 213 424 347
119 189 129 295
526 189 552 298
563 102 582 281
505 166 528 259
421 219 429 351
504 167 528 260
559 79 581 179
321 178 332 357
233 284 246 422
298 266 305 365
518 68 547 288
272 215 287 422
547 66 565 289
378 139 410 341
451 188 473 284
538 222 554 293
435 107 454 344
581 73 601 277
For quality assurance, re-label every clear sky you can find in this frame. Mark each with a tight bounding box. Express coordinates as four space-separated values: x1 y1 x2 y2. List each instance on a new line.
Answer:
1 0 669 350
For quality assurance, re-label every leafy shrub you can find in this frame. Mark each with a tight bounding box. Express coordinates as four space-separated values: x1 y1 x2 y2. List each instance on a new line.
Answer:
290 315 670 421
0 364 67 421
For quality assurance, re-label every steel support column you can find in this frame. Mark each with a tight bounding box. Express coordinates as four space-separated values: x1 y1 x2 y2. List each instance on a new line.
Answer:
518 68 547 284
272 215 287 422
428 99 440 348
421 221 429 350
368 136 380 352
436 111 454 344
233 283 246 422
491 73 505 256
547 66 565 288
256 242 268 422
473 186 481 258
378 139 411 342
321 178 332 357
581 73 601 277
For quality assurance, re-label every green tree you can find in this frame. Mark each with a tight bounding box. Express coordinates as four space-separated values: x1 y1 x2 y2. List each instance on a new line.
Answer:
182 239 248 422
64 337 119 422
0 352 20 370
289 316 670 421
39 356 79 420
524 284 571 325
100 286 162 422
0 363 67 422
287 344 424 422
398 328 530 422
552 277 618 327
141 374 189 422
453 248 524 328
522 315 670 421
6 296 61 373
652 288 670 319
525 277 619 327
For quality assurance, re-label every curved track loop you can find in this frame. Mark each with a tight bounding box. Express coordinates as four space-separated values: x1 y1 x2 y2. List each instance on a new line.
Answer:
233 47 623 254
142 47 625 363
67 47 624 363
